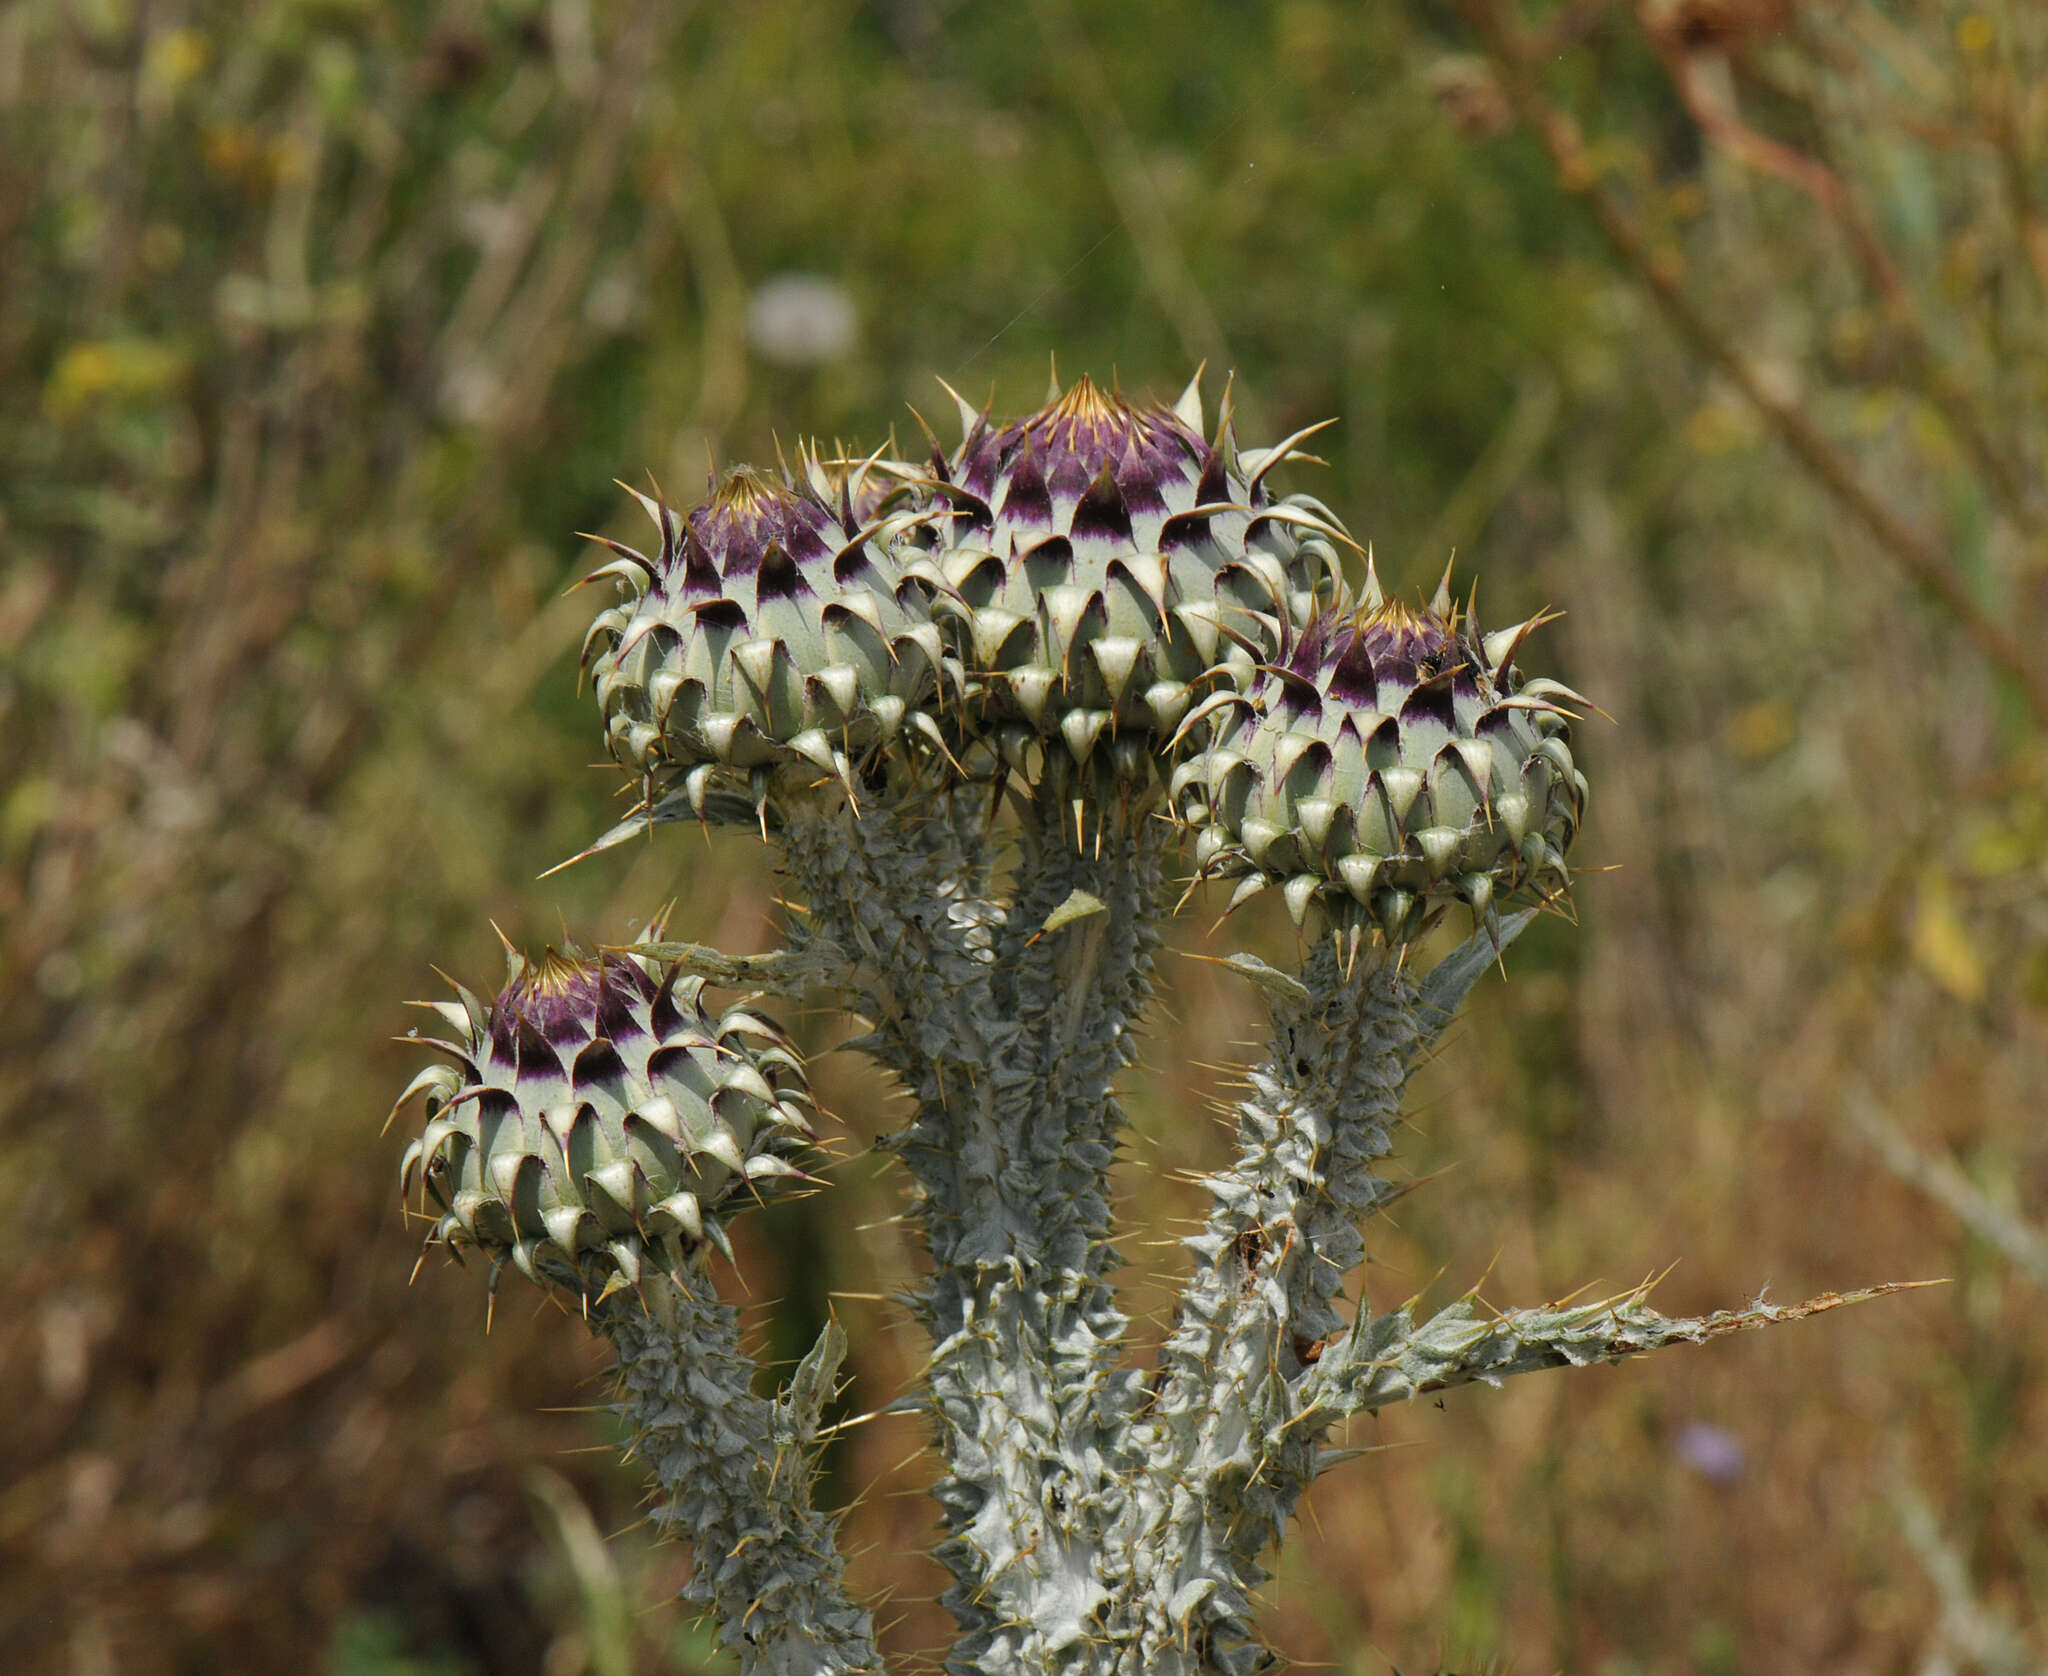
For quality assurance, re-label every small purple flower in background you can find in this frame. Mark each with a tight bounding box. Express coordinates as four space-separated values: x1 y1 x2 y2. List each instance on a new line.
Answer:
1674 1420 1746 1485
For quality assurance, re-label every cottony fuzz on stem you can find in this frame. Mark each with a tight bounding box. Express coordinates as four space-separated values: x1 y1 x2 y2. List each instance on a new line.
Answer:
387 368 1888 1676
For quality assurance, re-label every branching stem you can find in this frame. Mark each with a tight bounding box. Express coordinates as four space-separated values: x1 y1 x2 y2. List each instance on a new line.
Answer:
779 782 1163 1676
604 1270 880 1676
1099 933 1488 1675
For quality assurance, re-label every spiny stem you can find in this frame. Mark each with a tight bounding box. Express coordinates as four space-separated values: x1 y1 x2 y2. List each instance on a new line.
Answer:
602 1270 881 1676
1102 923 1517 1675
778 780 1165 1676
1099 942 1423 1674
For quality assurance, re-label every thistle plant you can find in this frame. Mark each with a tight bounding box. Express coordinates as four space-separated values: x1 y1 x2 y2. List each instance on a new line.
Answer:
391 370 1897 1676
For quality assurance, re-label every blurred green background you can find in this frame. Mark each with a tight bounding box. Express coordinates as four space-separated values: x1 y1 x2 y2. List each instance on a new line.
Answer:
5 0 2047 1671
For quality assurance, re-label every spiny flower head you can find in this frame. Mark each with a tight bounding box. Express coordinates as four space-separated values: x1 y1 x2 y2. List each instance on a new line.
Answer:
392 935 815 1306
891 371 1346 785
581 455 959 825
1171 564 1589 943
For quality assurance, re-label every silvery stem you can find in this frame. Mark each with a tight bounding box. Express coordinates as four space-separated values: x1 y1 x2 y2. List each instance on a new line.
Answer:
1104 922 1519 1675
779 782 1161 1676
603 1267 881 1676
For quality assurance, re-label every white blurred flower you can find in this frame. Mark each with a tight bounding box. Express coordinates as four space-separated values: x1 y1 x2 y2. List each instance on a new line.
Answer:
584 267 641 333
746 273 858 367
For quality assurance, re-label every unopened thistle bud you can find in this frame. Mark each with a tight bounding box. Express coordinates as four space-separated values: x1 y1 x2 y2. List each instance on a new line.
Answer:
1171 564 1588 942
581 457 960 822
392 941 815 1306
896 371 1346 790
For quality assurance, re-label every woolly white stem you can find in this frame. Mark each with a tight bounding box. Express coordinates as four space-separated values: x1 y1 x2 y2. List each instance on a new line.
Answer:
603 1269 880 1676
779 783 1162 1676
1309 1281 1916 1417
1103 922 1516 1675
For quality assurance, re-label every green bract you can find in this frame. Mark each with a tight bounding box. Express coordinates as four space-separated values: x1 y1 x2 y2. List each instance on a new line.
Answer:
1170 568 1589 942
392 943 815 1302
893 373 1347 785
581 459 959 821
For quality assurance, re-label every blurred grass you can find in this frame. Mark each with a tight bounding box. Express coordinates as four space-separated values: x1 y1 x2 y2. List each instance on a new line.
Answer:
3 1 2046 1672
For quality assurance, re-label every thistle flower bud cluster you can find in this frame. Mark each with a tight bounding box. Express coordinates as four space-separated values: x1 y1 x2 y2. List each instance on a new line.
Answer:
383 369 1867 1676
570 371 1355 839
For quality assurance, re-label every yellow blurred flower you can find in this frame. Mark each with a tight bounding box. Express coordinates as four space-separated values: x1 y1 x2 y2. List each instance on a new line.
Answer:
1724 700 1795 761
1911 870 1986 1004
43 339 189 420
142 28 210 101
